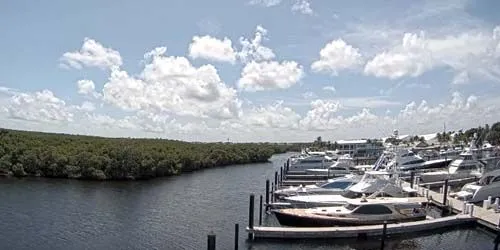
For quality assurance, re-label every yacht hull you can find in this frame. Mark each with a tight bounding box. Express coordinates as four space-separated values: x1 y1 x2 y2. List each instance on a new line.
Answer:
273 210 426 227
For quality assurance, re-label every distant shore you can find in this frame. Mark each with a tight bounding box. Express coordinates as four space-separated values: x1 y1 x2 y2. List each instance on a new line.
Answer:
0 128 302 181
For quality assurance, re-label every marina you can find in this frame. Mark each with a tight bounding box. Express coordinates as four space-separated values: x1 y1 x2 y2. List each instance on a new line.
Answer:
235 136 500 249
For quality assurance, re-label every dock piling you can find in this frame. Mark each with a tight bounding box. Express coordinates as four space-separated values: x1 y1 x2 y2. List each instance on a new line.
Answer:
274 171 278 187
259 195 263 226
380 221 387 250
248 194 255 240
410 172 415 189
234 224 239 250
442 179 449 206
280 167 283 184
271 183 274 202
207 234 216 250
265 179 270 209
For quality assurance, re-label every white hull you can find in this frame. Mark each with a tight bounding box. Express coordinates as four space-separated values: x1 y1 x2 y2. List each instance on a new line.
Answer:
419 171 481 183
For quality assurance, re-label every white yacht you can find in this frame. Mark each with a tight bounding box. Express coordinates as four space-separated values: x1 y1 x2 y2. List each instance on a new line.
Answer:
419 146 484 184
288 153 335 172
451 169 500 203
384 149 452 172
273 198 427 227
305 154 357 176
274 174 362 199
280 171 417 208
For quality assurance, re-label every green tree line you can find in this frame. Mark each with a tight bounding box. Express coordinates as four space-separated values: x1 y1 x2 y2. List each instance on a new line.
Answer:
0 129 301 180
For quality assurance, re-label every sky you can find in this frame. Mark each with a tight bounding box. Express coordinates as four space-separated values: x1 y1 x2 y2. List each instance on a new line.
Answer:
1 0 500 142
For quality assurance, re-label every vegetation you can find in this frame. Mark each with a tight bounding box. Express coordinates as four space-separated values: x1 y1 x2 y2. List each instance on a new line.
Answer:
0 128 301 180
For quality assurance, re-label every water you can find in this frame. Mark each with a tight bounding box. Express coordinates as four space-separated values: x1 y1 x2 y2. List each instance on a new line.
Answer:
0 153 496 250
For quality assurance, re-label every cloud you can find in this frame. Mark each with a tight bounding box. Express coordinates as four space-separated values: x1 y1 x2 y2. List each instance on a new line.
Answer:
188 35 237 63
311 39 363 75
337 96 401 108
302 91 316 99
237 60 304 91
238 26 275 63
60 38 122 70
6 89 74 123
323 86 337 92
76 101 96 112
248 0 281 7
452 71 470 85
244 101 301 129
76 79 101 99
102 47 242 119
292 0 313 15
364 27 500 81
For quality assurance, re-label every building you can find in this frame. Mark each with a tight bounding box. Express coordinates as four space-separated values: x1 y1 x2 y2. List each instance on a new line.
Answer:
336 139 384 158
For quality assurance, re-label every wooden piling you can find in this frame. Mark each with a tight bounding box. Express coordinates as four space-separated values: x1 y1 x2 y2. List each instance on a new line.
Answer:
271 183 274 202
380 221 387 250
234 224 239 250
443 179 449 206
248 194 255 240
207 234 216 250
280 167 283 184
265 180 270 211
259 195 263 226
410 171 415 189
274 171 278 186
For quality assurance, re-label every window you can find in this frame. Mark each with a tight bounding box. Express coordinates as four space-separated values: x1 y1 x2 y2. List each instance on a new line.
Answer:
342 190 365 198
321 181 353 189
352 204 393 214
402 159 425 165
492 176 500 183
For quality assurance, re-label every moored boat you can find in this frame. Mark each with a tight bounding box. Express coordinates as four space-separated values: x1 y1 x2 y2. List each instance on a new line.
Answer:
273 198 427 227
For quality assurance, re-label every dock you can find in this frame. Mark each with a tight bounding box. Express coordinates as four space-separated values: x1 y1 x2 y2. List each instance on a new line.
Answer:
247 215 476 239
241 159 500 243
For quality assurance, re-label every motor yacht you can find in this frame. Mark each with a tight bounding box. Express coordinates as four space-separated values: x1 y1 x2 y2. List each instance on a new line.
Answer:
419 147 484 184
451 169 500 203
273 198 427 227
279 170 417 208
274 174 362 199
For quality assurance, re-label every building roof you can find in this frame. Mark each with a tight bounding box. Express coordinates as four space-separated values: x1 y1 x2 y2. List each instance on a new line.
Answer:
337 139 368 144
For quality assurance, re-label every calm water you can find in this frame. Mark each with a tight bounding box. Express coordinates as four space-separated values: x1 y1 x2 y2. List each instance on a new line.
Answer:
0 153 497 250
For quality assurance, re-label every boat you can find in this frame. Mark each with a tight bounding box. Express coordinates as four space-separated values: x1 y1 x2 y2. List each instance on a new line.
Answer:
419 146 484 184
288 153 335 172
273 174 362 199
385 149 452 172
451 169 500 203
279 170 417 208
273 198 427 227
305 154 358 176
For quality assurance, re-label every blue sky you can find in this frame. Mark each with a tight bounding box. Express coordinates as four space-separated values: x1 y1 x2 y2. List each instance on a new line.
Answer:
1 0 500 142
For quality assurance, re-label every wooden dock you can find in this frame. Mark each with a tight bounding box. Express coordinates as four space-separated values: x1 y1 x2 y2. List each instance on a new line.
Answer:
247 215 476 239
417 177 479 188
413 184 500 229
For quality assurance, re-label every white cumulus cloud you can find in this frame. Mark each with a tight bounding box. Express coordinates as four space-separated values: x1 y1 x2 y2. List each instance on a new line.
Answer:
188 35 237 63
292 0 313 15
364 27 500 81
311 39 363 75
102 47 242 119
237 60 304 91
60 38 122 70
6 89 73 123
238 26 276 63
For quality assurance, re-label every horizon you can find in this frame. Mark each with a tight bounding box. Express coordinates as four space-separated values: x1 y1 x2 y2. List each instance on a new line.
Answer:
1 0 500 142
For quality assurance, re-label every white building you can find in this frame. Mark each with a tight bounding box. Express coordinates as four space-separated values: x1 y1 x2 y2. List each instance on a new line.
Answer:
336 139 384 158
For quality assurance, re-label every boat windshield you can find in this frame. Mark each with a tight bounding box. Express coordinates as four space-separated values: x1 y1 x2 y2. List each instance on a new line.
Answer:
344 203 359 211
341 190 365 198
